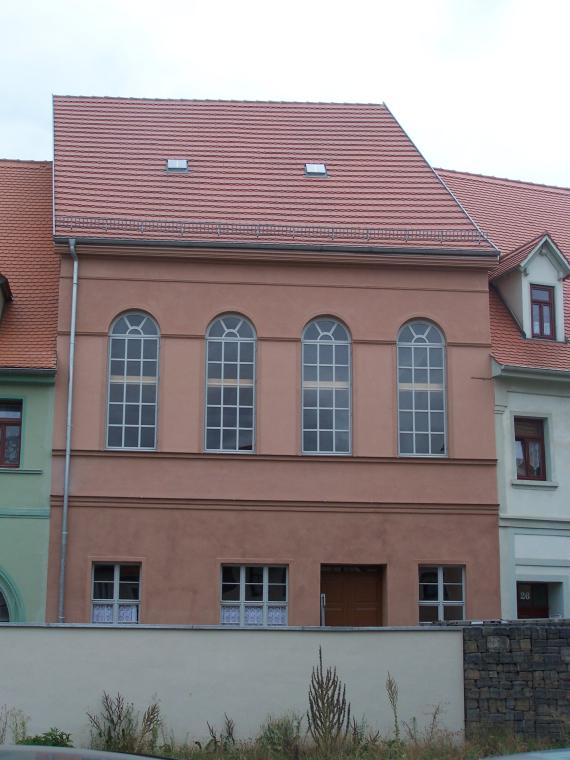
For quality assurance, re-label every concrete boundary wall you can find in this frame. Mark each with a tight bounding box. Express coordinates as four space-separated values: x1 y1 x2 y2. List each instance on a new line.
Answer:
0 625 464 744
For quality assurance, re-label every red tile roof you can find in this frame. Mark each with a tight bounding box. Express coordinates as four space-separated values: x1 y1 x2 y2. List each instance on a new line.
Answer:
438 169 570 373
0 160 58 370
437 169 570 258
53 97 495 253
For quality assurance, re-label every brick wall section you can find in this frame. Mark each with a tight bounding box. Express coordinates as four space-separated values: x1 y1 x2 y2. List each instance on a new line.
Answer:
463 621 570 739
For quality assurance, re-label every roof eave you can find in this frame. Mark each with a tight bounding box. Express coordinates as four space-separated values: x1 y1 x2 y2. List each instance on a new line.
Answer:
492 359 570 382
53 234 498 259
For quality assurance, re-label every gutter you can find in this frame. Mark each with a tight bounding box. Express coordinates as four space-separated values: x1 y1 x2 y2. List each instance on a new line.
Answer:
58 238 78 623
0 367 55 377
492 359 570 382
53 235 499 259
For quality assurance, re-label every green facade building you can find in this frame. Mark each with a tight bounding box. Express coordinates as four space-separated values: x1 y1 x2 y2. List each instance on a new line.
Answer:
0 160 58 622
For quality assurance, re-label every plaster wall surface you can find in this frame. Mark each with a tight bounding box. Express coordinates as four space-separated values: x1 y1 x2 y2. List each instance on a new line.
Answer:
0 626 464 742
495 376 570 618
0 379 54 621
48 249 500 625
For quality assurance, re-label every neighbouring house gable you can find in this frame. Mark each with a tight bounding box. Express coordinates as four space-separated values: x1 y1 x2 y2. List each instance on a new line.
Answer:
492 235 570 342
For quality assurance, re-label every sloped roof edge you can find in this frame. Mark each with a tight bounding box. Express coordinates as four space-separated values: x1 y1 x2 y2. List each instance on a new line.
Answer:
491 233 570 281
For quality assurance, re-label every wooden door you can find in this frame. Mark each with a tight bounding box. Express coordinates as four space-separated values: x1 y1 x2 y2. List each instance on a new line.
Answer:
517 582 549 619
321 566 383 626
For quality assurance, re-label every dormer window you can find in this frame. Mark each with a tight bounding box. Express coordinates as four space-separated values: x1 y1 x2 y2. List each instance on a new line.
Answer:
530 285 555 339
491 235 570 344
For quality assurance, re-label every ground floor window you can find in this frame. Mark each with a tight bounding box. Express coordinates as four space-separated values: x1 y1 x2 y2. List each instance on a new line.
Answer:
92 563 140 624
419 565 464 622
221 565 287 626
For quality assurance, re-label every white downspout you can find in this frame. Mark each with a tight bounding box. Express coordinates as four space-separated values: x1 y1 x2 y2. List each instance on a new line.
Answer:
57 238 78 623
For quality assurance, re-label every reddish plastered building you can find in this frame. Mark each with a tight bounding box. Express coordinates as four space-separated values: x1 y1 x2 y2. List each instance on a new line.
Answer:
439 170 570 620
46 99 501 626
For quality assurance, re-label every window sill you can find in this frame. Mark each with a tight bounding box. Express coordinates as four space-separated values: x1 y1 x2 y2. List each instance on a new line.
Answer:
0 468 42 475
511 479 559 489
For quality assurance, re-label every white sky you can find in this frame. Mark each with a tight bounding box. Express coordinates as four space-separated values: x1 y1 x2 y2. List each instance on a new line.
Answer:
1 0 569 186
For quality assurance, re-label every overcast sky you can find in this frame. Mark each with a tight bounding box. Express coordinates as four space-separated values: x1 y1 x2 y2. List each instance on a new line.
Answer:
1 0 569 186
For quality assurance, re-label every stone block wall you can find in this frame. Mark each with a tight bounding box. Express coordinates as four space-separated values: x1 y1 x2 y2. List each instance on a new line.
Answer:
463 621 570 739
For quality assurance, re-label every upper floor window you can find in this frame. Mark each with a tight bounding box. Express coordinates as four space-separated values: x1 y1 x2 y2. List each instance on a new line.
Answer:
530 285 555 339
302 318 351 454
92 563 140 624
515 417 546 481
398 321 446 456
205 315 256 452
107 312 159 450
0 401 22 467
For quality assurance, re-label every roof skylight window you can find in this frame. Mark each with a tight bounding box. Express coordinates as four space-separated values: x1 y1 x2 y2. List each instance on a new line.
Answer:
166 158 188 172
304 163 327 177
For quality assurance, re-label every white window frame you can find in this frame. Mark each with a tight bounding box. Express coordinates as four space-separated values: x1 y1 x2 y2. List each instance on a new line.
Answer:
204 315 256 453
418 565 464 622
220 565 288 627
91 563 140 624
106 312 160 451
397 321 447 457
301 318 352 455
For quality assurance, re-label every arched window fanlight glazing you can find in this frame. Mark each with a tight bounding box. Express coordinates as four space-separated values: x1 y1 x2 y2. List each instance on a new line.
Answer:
397 320 446 456
302 318 351 454
107 312 159 449
205 315 256 452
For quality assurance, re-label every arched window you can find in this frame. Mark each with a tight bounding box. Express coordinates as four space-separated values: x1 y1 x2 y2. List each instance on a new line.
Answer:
107 312 160 449
397 321 446 456
302 318 351 454
0 588 9 622
205 314 256 452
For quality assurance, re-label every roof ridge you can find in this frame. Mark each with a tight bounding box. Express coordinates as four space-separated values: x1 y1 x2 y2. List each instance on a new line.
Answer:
0 159 52 166
437 167 570 194
53 94 388 107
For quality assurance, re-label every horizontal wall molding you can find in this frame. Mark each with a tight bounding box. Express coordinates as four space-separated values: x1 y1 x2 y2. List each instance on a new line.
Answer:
515 557 570 568
0 468 43 475
0 508 50 518
0 374 55 386
60 272 491 295
57 329 490 349
52 449 496 466
50 495 499 516
500 516 570 529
